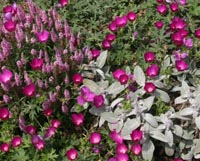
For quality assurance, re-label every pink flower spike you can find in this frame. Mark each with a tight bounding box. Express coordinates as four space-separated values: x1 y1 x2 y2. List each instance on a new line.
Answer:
115 15 128 28
154 21 163 29
66 148 78 160
30 58 44 70
51 119 61 129
71 113 84 126
119 74 129 85
130 129 143 142
106 33 116 42
89 132 101 144
25 125 37 135
108 21 117 32
72 73 83 85
157 4 168 14
116 153 129 161
144 51 155 62
131 144 142 156
0 107 10 121
144 82 156 93
36 30 49 43
0 143 10 152
23 83 36 97
195 29 200 38
0 68 12 84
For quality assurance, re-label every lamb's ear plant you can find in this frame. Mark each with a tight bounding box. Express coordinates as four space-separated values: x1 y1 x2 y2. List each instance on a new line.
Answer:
1 0 200 161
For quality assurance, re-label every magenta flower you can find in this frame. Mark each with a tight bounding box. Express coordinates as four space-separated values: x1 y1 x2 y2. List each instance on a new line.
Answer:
93 95 104 108
157 0 163 3
116 153 129 161
0 143 10 152
77 86 95 106
130 129 143 142
66 148 78 160
116 144 128 154
178 29 188 37
175 60 188 71
72 73 83 85
131 144 142 156
179 0 186 5
157 4 168 14
127 12 137 21
58 0 68 7
11 136 22 148
170 17 186 31
36 30 49 43
174 51 188 60
30 58 43 70
108 21 117 32
71 113 84 126
113 69 126 81
174 158 183 161
25 125 37 135
0 68 12 84
4 20 16 32
108 157 117 161
44 127 56 139
115 15 128 28
102 39 111 49
3 5 13 14
172 32 184 46
146 64 160 77
91 49 101 59
51 119 61 129
183 38 193 48
170 3 179 12
144 82 156 93
110 130 124 144
144 51 155 62
89 132 101 144
23 83 36 97
195 29 200 38
43 107 53 117
0 107 10 121
106 33 116 42
154 21 163 29
31 135 45 151
119 74 129 85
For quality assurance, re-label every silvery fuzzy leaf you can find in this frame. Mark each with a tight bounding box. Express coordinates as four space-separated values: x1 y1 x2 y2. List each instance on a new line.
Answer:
142 139 155 161
154 80 164 88
195 116 200 130
173 125 183 137
134 66 145 86
89 106 106 116
194 139 200 154
162 56 171 70
121 118 141 137
97 80 109 89
170 113 191 120
99 117 105 127
143 113 158 128
181 80 190 95
143 96 155 110
83 79 100 94
125 66 131 75
157 124 166 130
114 108 125 116
108 119 123 133
106 82 126 97
111 98 124 108
194 154 200 159
153 89 170 103
96 69 105 79
134 88 146 96
150 130 168 143
182 130 193 140
174 96 187 104
179 107 194 116
165 144 174 156
181 149 194 160
101 112 119 123
165 130 173 147
179 140 185 152
171 86 181 92
96 50 107 68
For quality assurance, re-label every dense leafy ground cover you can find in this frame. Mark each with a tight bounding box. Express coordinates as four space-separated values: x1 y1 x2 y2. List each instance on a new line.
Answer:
0 0 200 161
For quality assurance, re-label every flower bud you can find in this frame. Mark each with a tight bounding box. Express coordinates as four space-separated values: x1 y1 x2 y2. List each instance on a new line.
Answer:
144 82 156 93
66 148 78 160
131 144 142 156
89 132 101 144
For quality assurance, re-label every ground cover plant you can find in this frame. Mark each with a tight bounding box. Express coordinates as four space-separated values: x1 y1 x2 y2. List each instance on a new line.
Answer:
0 0 200 160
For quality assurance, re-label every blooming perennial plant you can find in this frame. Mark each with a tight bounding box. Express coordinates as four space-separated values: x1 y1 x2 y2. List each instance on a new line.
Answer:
0 0 200 161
